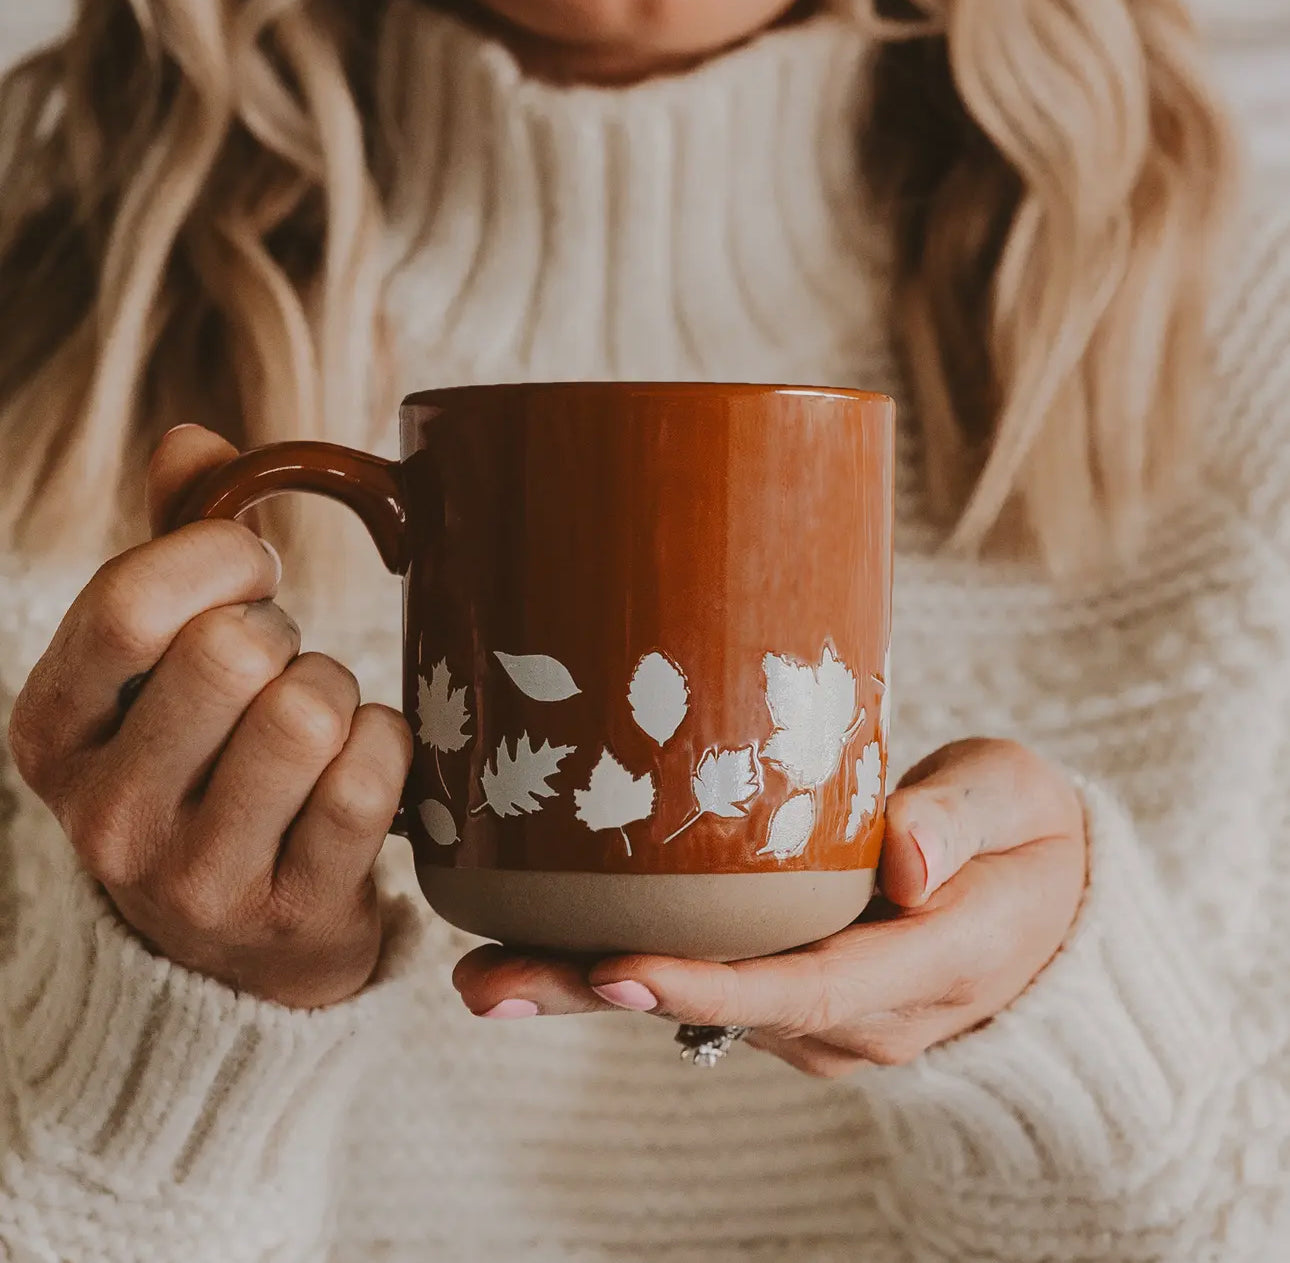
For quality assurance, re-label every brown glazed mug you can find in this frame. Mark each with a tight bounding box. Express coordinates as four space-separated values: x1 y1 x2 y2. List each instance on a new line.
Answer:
174 383 894 962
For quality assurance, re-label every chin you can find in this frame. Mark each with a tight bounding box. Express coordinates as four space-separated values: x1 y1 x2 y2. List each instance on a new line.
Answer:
475 0 803 55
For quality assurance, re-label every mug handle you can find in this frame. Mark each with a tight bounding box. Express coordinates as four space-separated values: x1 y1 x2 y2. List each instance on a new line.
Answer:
165 440 409 575
166 440 414 834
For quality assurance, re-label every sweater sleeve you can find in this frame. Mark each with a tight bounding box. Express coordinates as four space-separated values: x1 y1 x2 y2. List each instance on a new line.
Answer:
849 185 1290 1260
0 770 427 1263
851 777 1248 1259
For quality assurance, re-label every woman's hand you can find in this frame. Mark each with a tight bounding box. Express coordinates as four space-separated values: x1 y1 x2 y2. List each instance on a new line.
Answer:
453 740 1088 1076
8 426 412 1010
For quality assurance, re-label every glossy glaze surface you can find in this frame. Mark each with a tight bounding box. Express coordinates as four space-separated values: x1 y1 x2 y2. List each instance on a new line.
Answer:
402 383 893 876
174 383 894 892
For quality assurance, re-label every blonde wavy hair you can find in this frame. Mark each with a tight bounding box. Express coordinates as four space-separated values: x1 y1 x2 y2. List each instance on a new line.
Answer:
0 0 1237 579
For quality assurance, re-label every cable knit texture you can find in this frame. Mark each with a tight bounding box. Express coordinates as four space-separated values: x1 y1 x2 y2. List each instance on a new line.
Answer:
2 9 1290 1260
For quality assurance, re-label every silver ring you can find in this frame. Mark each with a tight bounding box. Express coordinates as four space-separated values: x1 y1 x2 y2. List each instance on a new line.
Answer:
675 1024 750 1067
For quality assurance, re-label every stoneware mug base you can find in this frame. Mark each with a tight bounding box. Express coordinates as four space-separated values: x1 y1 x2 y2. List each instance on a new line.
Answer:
421 868 878 960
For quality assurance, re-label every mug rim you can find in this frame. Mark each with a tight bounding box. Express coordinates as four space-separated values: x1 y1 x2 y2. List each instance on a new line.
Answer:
400 381 895 411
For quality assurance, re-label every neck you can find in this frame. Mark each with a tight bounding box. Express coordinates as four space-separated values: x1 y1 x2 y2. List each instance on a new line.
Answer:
441 1 822 86
384 5 883 396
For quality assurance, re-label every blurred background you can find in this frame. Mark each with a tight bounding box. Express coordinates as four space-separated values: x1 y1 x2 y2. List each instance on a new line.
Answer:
3 0 1287 174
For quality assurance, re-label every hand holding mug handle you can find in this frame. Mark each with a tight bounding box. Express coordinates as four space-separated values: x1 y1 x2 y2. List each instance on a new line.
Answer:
168 440 418 842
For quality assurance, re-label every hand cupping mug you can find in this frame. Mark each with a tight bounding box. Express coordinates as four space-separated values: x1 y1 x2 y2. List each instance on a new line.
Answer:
173 383 894 961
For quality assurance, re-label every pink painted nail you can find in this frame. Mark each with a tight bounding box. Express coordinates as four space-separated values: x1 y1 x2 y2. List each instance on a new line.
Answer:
592 981 658 1011
479 998 539 1019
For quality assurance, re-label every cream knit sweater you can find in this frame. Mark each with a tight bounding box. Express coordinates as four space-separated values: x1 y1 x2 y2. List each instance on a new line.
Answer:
3 10 1290 1262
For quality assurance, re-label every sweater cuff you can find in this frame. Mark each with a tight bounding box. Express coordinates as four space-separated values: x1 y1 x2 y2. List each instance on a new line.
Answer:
859 778 1234 1237
0 861 425 1200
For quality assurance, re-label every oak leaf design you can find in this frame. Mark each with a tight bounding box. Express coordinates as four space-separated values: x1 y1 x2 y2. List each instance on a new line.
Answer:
478 734 574 818
877 643 892 748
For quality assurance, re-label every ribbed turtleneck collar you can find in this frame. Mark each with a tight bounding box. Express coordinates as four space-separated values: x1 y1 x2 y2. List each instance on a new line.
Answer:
383 7 888 388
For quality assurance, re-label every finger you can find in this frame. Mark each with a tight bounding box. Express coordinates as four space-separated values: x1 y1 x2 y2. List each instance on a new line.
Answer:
744 1031 866 1080
452 944 610 1018
881 738 1083 907
276 704 413 910
73 599 301 882
9 520 283 795
146 424 239 537
588 913 949 1038
176 653 360 901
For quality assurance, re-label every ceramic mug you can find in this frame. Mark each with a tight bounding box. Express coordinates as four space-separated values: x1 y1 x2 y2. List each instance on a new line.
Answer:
173 383 894 961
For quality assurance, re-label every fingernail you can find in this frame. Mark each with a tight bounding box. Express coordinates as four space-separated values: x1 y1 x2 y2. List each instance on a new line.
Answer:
908 824 938 896
163 423 203 439
479 998 538 1019
592 981 658 1012
259 538 283 587
248 597 300 639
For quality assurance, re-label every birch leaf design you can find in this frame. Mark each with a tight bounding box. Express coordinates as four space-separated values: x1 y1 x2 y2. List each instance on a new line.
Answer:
574 750 656 856
417 659 472 798
479 734 574 818
494 651 581 703
419 799 459 847
845 741 883 842
663 745 763 844
756 792 816 861
628 651 689 746
761 644 861 789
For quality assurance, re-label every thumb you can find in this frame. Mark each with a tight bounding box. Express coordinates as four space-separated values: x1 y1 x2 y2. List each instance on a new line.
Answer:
880 738 1083 908
146 424 240 538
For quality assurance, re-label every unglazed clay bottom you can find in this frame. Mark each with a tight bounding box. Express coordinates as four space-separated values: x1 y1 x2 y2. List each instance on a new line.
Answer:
417 867 878 961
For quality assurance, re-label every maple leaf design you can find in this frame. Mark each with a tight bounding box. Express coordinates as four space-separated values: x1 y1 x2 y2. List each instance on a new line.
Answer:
761 644 861 790
756 792 816 861
693 746 762 818
662 745 763 844
845 741 883 841
419 799 459 847
574 749 656 856
418 659 472 798
628 651 689 746
494 651 580 702
478 734 574 818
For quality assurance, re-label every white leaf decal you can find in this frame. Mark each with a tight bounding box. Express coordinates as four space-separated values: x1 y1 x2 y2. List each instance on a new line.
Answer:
574 749 656 856
761 644 861 789
494 651 581 703
757 792 816 861
628 651 689 746
419 799 459 847
479 734 574 818
663 745 763 844
876 642 892 748
845 741 883 841
693 746 762 818
418 659 472 798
